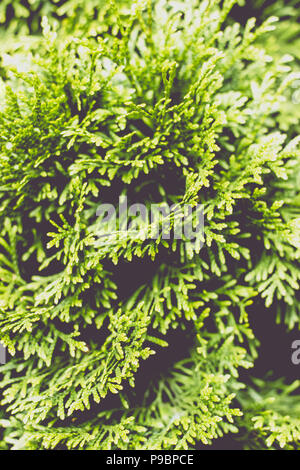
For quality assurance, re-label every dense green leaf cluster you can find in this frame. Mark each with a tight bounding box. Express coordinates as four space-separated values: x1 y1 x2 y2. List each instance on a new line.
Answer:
0 0 299 450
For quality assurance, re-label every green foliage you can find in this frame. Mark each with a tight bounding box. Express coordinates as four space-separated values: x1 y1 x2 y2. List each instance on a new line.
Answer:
237 377 300 449
239 0 300 133
0 0 299 450
0 341 248 450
